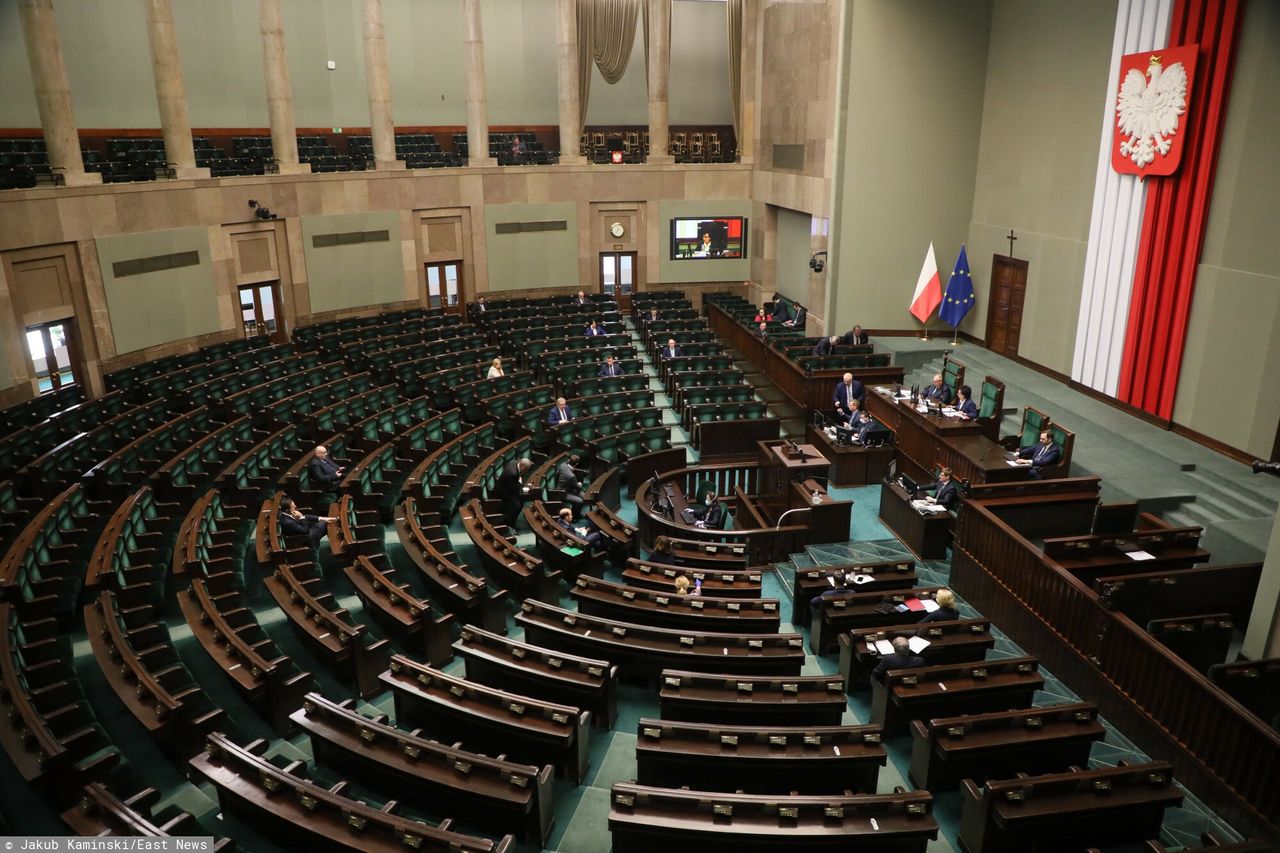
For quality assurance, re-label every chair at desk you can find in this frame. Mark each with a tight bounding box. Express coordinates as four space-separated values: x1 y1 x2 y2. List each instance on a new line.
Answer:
977 376 1005 442
1000 405 1050 451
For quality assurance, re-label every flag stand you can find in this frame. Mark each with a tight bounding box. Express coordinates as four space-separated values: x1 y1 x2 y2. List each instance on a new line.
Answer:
919 320 929 341
950 327 960 346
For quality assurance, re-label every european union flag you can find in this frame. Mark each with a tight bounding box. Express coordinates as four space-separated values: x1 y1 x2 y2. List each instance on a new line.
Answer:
939 245 976 327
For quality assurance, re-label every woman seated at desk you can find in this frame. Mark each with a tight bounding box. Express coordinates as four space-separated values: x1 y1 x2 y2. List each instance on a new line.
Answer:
683 491 726 529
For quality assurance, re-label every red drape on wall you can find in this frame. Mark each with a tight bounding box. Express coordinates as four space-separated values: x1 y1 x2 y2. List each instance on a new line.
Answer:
1116 0 1243 419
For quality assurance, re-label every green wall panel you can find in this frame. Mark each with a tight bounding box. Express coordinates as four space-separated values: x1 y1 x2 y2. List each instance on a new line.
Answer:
300 212 406 314
774 207 812 306
95 227 223 355
484 203 579 291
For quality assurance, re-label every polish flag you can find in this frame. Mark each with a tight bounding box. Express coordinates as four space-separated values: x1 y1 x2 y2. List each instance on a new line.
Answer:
909 242 943 324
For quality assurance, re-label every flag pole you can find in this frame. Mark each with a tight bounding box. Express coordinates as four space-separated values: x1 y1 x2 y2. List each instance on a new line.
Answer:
920 319 929 341
951 325 959 346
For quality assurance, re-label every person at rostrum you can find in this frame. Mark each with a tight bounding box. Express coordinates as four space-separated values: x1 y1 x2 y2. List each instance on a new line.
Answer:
660 338 683 359
833 372 865 421
308 445 343 493
278 496 337 550
547 396 574 426
498 457 533 528
871 636 925 682
812 335 839 357
1017 430 1062 478
487 357 504 379
918 588 959 624
556 507 605 549
556 453 585 519
922 373 953 405
952 384 978 419
920 466 960 510
842 324 869 346
598 355 623 377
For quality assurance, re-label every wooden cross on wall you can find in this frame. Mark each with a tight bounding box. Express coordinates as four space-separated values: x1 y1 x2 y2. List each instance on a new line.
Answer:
1006 229 1018 259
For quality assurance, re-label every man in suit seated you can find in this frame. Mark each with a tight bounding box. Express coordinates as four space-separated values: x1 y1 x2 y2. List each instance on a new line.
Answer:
811 335 838 357
919 466 960 510
756 321 769 339
598 355 623 377
660 338 683 359
498 457 533 528
852 409 882 443
574 289 590 306
952 384 979 419
548 397 573 426
557 453 584 518
872 636 925 682
918 588 959 624
308 446 343 493
921 373 953 405
645 306 661 324
469 295 487 316
784 304 807 328
278 496 337 550
584 319 605 337
842 324 869 346
556 507 605 549
833 372 865 422
1016 430 1062 478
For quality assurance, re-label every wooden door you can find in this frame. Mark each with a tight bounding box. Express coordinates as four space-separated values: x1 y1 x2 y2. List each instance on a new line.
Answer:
985 255 1028 357
425 261 463 313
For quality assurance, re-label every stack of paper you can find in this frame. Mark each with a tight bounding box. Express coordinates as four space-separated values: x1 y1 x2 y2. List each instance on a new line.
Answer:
908 637 931 653
1125 549 1156 561
921 599 940 612
873 639 895 655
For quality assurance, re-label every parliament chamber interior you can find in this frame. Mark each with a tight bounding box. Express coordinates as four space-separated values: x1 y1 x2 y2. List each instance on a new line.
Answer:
0 0 1279 851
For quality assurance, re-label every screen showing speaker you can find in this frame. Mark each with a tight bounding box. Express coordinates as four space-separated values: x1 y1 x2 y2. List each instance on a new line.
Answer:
670 217 747 260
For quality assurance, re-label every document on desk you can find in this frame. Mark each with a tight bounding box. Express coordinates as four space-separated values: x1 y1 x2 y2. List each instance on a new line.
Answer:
874 639 895 655
912 500 948 514
921 599 940 612
908 637 931 654
1006 459 1026 466
1125 549 1156 561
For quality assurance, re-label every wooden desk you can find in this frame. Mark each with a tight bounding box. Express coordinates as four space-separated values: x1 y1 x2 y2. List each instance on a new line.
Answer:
805 423 894 486
863 388 1025 485
879 481 952 561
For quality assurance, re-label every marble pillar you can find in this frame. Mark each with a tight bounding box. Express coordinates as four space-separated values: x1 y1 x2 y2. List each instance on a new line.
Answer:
1245 503 1280 658
362 0 403 170
143 0 208 179
555 0 585 165
646 0 673 164
16 0 99 186
738 0 760 164
462 0 496 167
258 0 309 175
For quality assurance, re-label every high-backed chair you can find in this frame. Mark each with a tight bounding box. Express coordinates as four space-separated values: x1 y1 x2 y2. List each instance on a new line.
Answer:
1002 405 1051 451
977 375 1005 441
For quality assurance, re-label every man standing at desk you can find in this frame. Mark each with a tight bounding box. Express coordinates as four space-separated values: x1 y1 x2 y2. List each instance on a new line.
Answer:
1016 430 1061 478
922 373 953 404
920 467 960 510
498 457 533 527
834 372 864 422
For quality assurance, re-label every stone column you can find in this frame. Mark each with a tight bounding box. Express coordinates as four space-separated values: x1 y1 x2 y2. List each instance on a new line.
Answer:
645 0 672 164
361 0 403 170
738 0 760 164
258 0 309 174
555 0 584 165
1245 504 1280 658
16 0 99 186
461 0 496 167
142 0 208 179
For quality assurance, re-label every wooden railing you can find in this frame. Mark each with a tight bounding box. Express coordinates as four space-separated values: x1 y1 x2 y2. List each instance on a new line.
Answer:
950 495 1280 839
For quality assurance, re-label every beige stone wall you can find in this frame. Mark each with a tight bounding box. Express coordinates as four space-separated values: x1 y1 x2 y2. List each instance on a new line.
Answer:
0 162 752 406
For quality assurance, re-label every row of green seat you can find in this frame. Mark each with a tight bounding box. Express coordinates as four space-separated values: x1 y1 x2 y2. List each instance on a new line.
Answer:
536 345 638 382
553 408 665 450
151 416 258 504
569 373 650 398
0 482 103 620
658 354 735 380
551 359 644 395
85 485 178 612
335 323 478 365
0 385 82 437
82 408 228 503
520 332 630 362
797 352 891 370
403 422 498 518
123 342 297 404
589 425 671 467
305 384 399 439
104 335 273 393
571 389 655 417
384 350 500 398
675 383 756 409
0 392 147 480
224 363 350 417
214 423 303 502
293 306 446 349
357 332 489 376
683 400 770 430
347 396 445 452
263 372 375 424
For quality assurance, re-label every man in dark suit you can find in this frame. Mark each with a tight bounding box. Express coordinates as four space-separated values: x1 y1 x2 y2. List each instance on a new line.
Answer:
469 295 487 316
1017 430 1062 478
646 307 661 324
498 457 533 527
770 294 790 323
557 453 584 518
871 636 925 682
833 372 865 421
922 373 953 405
598 355 623 377
921 467 960 510
556 507 605 549
660 338 683 359
784 305 807 328
842 325 869 346
574 290 590 306
278 496 337 550
308 446 343 493
756 321 769 339
811 335 838 357
547 397 573 426
853 410 881 443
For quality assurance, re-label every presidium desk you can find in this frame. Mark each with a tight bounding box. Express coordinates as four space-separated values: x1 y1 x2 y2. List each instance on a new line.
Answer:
862 386 1032 487
633 441 854 567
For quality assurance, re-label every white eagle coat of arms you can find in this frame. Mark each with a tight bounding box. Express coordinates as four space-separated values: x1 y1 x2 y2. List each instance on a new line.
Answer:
1112 46 1198 177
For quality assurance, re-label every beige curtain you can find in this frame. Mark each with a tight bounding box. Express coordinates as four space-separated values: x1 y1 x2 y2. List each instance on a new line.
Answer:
726 0 743 142
577 0 641 126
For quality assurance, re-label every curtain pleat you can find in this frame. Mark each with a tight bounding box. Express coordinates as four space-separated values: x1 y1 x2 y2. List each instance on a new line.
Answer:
577 0 641 125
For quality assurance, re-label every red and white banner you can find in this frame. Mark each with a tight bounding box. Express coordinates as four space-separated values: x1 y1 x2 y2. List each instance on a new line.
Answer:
909 243 942 324
1113 43 1199 177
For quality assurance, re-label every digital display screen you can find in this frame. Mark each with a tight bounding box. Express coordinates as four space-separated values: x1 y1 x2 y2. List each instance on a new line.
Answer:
670 217 747 260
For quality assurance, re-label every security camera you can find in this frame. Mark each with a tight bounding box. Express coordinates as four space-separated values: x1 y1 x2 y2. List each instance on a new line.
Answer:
247 199 278 220
809 251 827 273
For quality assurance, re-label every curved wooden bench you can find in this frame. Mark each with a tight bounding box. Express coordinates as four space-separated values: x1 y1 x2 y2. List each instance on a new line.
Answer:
62 782 231 846
292 692 553 846
460 498 560 604
345 554 453 666
191 732 515 853
381 655 591 784
838 617 994 691
570 575 781 633
622 559 763 598
659 669 847 726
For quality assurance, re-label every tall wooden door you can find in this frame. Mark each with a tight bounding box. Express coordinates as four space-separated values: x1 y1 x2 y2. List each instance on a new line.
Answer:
985 255 1028 357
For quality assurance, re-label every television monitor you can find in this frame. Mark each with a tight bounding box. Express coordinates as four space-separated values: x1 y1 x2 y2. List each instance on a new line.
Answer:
670 216 747 260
